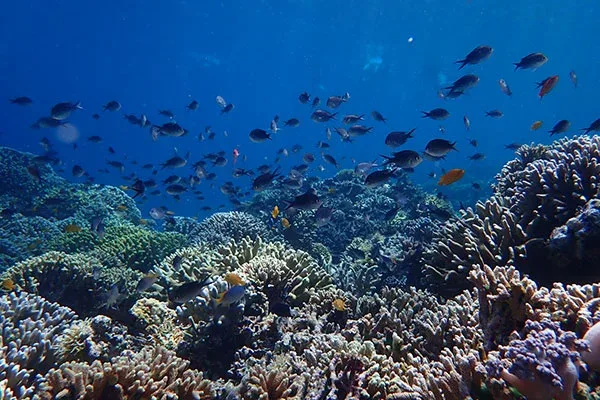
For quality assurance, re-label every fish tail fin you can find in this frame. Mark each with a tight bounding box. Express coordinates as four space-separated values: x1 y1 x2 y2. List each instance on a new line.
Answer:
513 63 520 71
455 59 467 70
408 128 416 137
330 113 337 120
420 111 429 118
75 101 83 110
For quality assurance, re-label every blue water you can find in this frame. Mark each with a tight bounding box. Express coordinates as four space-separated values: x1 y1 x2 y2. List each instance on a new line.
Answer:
1 1 598 218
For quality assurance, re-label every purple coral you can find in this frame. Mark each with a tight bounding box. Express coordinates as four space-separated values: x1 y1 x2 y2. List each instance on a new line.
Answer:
487 319 587 400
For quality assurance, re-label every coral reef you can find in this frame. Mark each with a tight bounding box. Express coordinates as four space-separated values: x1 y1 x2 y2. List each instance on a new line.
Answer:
189 211 277 248
423 135 600 296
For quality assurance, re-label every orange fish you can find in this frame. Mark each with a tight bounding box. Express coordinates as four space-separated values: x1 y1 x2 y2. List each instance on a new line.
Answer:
1 278 16 291
538 75 559 99
332 298 346 312
530 120 543 131
224 272 246 286
438 169 465 186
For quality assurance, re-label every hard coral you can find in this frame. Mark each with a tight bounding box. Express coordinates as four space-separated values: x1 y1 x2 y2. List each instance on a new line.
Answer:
40 346 214 399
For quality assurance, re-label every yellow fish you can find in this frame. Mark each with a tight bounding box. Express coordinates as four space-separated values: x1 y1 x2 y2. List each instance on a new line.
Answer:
281 218 291 229
119 185 129 191
328 187 336 194
1 278 16 291
530 120 543 131
224 272 246 286
116 204 128 211
64 224 82 233
332 298 346 312
271 205 279 220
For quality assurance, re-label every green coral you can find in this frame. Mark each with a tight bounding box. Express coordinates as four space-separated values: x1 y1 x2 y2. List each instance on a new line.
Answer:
94 223 186 272
47 229 99 254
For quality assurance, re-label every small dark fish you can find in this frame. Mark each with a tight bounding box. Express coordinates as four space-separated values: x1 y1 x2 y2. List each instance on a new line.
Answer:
51 101 82 120
514 52 548 71
317 141 330 149
548 120 570 136
326 95 347 109
10 96 32 105
581 118 600 134
384 206 399 221
472 182 481 190
92 113 100 120
342 114 364 124
364 169 396 188
186 100 199 111
221 103 235 114
172 255 183 270
321 153 339 168
159 109 175 119
166 184 187 195
170 280 212 304
485 110 504 118
149 207 167 219
161 154 188 169
425 139 457 157
72 165 85 177
421 108 450 120
312 97 320 108
103 100 121 112
371 110 387 123
504 143 523 151
232 168 254 178
311 110 337 123
136 273 159 292
298 92 310 104
354 161 378 176
131 179 145 198
569 71 578 88
385 129 415 148
252 167 281 191
498 79 512 96
348 124 373 136
284 118 300 127
249 128 272 143
445 74 479 94
455 45 493 69
88 135 103 143
463 116 471 131
270 302 294 317
164 175 181 184
381 150 422 169
468 138 477 147
26 165 43 183
315 206 334 226
124 114 140 125
285 188 322 210
108 146 116 154
107 160 125 173
90 216 105 239
152 122 186 137
469 153 485 161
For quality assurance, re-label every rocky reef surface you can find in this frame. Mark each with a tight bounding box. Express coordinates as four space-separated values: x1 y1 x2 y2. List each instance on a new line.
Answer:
2 136 600 399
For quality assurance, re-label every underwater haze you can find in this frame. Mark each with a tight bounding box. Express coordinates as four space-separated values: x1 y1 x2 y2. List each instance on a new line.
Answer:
1 1 598 217
3 2 600 399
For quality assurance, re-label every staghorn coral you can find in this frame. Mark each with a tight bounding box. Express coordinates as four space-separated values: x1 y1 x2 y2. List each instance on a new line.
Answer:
40 345 214 399
1 251 140 317
0 292 78 397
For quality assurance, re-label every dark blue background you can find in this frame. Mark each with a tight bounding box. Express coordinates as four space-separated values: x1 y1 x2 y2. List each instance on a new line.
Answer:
1 1 598 218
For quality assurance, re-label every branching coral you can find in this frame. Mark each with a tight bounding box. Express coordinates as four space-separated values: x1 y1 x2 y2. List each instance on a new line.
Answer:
40 346 214 399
